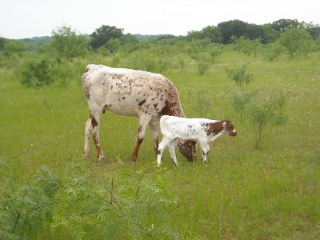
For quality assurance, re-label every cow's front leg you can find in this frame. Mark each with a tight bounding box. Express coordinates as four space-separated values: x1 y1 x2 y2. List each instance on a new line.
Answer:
131 116 150 162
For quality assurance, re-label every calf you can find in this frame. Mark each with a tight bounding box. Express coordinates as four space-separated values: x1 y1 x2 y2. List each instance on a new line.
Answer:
157 115 237 166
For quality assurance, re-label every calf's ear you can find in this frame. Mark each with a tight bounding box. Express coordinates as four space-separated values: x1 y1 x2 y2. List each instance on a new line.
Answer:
223 121 227 128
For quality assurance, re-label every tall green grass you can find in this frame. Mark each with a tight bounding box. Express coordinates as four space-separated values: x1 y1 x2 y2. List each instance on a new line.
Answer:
0 51 319 239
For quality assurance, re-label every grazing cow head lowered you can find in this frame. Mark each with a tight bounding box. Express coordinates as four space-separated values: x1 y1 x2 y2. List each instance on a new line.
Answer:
81 64 196 163
157 115 237 166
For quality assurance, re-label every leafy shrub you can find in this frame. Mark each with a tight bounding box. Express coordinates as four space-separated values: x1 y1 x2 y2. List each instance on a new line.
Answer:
0 161 179 239
226 63 253 90
20 59 54 88
0 163 60 239
248 94 287 149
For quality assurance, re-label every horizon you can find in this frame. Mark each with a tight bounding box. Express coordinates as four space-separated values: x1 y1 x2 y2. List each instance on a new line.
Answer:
1 0 318 39
3 18 319 40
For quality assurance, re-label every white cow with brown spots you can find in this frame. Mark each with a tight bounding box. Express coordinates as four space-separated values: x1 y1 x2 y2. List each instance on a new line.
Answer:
81 64 196 162
157 115 237 166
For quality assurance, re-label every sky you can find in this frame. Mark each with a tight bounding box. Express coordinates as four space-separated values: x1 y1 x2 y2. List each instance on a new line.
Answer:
0 0 318 39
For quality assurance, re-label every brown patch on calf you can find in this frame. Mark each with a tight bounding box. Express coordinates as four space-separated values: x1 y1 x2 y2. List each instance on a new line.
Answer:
201 122 224 136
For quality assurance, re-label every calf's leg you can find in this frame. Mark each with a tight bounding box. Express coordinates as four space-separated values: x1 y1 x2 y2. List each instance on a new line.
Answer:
156 137 171 166
149 117 160 154
199 141 210 161
168 139 179 166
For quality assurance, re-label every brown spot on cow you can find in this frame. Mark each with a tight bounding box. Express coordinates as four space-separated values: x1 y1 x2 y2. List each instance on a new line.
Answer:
138 99 146 107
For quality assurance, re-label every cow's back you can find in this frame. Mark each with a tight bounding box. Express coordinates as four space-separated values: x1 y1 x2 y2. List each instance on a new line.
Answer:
82 64 184 117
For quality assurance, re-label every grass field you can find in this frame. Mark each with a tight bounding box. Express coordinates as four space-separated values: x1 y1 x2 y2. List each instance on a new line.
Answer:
0 51 319 239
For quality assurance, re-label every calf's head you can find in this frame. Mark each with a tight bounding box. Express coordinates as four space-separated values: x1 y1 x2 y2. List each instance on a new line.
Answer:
222 120 237 137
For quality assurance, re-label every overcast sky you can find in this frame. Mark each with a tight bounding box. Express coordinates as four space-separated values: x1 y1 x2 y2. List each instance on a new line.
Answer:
0 0 318 39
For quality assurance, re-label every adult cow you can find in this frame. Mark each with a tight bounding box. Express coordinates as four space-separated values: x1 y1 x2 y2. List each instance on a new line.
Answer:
82 64 196 162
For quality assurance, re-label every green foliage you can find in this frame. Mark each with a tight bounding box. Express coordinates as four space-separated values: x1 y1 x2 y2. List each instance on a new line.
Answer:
20 58 54 88
187 25 223 43
121 48 171 73
4 40 27 58
227 63 287 148
248 94 287 148
188 88 214 117
226 63 253 90
0 160 179 239
105 38 121 53
51 25 88 62
90 25 124 51
231 36 262 56
265 42 284 61
187 39 222 75
0 37 6 50
1 37 320 239
0 163 60 239
231 91 257 122
278 28 314 59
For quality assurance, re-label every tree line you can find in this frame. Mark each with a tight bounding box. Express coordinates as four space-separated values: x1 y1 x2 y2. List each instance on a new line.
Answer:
0 18 319 87
1 18 320 52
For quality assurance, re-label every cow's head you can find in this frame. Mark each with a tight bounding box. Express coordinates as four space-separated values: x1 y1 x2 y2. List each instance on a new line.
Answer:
177 140 197 161
223 120 237 137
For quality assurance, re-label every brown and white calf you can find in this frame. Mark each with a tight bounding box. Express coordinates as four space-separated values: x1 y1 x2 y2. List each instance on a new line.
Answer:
157 115 237 166
81 64 196 162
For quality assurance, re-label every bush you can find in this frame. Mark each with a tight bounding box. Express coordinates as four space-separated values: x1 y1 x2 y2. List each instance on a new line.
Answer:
0 161 179 239
20 59 54 88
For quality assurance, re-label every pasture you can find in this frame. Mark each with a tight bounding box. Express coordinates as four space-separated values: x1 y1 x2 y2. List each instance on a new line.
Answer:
0 51 319 239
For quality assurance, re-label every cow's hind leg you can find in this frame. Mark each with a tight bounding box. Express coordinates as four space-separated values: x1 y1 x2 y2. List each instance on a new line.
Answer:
85 111 104 160
84 117 93 158
130 116 151 162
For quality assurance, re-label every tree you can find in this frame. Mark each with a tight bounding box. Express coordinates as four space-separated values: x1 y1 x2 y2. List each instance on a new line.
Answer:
278 28 313 59
20 59 54 88
218 20 250 44
303 22 320 40
187 26 223 43
51 25 88 62
271 19 301 33
186 39 220 75
4 40 27 57
243 23 264 40
0 37 6 51
90 25 124 51
249 94 286 149
105 38 121 53
261 24 279 43
226 63 253 90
